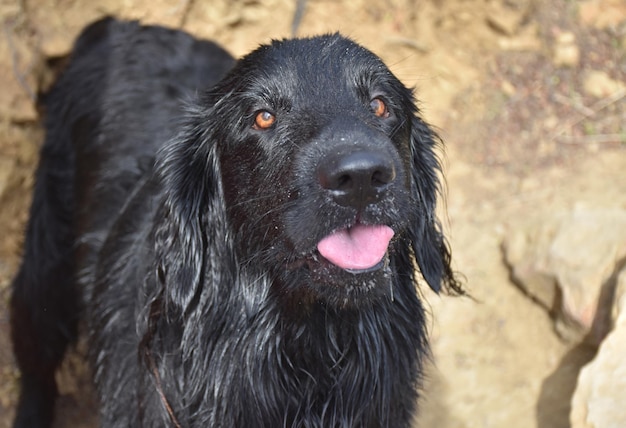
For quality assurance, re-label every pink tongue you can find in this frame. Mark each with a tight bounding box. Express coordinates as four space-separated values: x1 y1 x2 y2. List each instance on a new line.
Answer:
317 224 394 271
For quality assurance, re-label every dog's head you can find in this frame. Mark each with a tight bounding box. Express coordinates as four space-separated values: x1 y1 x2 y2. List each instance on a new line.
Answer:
156 34 461 310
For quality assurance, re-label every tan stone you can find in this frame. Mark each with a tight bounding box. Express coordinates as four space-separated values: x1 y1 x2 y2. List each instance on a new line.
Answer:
579 0 626 29
582 70 626 98
503 208 626 343
552 31 580 67
571 268 626 428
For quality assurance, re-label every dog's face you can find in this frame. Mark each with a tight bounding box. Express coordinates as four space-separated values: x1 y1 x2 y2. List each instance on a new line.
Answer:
158 35 455 309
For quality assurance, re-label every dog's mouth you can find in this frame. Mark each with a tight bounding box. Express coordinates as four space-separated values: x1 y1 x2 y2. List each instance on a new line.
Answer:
280 222 396 303
316 224 394 273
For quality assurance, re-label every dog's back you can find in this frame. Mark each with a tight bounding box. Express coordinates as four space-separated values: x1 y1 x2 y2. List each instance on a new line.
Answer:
10 18 234 427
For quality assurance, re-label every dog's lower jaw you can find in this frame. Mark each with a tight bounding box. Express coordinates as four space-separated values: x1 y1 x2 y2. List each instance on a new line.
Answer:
276 252 394 311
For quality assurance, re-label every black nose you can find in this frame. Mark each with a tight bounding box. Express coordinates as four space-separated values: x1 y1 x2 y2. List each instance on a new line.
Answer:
318 150 396 209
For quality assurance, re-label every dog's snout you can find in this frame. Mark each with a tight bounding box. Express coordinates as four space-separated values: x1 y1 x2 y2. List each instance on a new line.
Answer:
318 150 396 209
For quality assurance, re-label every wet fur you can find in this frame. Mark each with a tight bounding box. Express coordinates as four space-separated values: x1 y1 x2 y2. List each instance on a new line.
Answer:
10 17 461 428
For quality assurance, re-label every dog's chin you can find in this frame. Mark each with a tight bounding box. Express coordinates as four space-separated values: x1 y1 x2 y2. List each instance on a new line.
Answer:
285 252 394 309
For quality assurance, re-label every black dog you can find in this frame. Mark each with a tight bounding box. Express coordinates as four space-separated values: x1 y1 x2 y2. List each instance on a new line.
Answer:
10 17 461 428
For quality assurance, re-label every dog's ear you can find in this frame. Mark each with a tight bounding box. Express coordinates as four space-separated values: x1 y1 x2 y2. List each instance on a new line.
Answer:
153 111 227 311
408 113 463 295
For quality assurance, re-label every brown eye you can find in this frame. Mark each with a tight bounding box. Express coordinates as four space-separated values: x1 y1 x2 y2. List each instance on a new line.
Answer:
254 110 276 130
370 97 389 118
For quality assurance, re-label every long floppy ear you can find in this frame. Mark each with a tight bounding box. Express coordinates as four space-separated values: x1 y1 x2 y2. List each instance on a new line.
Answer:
408 113 463 295
153 107 227 311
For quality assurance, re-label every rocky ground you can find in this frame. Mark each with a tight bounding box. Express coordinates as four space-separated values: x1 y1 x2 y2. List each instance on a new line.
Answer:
0 0 625 427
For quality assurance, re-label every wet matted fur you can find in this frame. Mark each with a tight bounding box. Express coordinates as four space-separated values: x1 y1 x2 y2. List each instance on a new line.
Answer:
10 17 462 428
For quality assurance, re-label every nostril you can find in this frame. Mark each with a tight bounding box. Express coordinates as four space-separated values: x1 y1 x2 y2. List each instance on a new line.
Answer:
372 166 395 187
336 174 352 190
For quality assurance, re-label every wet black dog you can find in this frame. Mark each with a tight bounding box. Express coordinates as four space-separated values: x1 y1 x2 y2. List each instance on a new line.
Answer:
10 17 461 428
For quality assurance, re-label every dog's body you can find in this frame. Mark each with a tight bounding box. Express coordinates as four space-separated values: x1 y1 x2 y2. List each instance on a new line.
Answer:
11 17 460 427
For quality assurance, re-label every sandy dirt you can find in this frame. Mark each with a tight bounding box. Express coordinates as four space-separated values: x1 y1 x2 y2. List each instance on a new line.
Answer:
0 0 624 427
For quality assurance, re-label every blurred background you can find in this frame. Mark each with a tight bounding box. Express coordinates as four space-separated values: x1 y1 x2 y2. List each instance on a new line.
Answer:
0 0 625 427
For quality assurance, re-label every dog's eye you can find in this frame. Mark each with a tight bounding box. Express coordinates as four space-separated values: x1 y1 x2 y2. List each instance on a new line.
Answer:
370 97 389 118
253 110 276 130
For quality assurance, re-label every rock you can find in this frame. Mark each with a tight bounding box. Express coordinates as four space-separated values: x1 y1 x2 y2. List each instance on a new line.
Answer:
500 80 516 97
0 25 38 122
582 70 626 98
552 31 580 67
497 22 542 51
487 10 522 36
570 268 626 428
486 0 532 36
579 0 626 29
503 208 626 344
